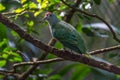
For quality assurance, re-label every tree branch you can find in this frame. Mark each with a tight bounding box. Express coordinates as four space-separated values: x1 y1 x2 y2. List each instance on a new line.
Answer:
90 45 120 55
12 44 120 70
0 70 19 77
64 0 82 22
61 0 120 43
13 45 120 67
0 13 120 77
13 58 64 67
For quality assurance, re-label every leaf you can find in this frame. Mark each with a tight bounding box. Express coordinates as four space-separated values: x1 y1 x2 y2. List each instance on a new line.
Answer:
37 0 41 3
49 74 61 80
8 51 22 62
29 2 38 9
34 10 42 17
0 3 6 11
54 41 63 49
0 23 7 41
27 20 34 27
82 27 95 36
0 75 4 79
58 64 79 76
34 68 52 74
0 60 6 67
108 53 118 58
11 30 19 37
108 0 115 3
93 0 101 5
2 53 8 59
117 75 120 79
41 0 49 9
21 0 27 4
50 0 60 3
14 8 25 13
71 64 91 80
92 68 118 80
34 0 49 16
0 39 8 49
12 57 22 62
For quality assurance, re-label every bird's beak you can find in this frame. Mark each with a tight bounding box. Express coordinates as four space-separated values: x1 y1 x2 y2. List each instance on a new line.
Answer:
43 16 47 21
39 17 47 23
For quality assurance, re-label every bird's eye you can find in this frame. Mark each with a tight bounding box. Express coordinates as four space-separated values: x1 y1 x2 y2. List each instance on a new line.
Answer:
49 14 52 17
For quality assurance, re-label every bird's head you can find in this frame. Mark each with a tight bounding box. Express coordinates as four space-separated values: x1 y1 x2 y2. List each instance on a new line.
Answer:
43 12 59 25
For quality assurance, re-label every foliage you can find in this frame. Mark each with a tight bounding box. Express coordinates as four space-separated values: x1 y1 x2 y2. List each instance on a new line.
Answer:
0 0 120 80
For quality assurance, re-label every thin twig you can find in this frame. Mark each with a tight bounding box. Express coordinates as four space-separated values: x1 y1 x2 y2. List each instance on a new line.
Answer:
90 45 120 55
0 70 19 77
61 0 120 43
13 58 64 67
2 10 28 18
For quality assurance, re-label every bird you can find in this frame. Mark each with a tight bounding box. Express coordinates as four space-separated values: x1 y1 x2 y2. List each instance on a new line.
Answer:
44 12 87 54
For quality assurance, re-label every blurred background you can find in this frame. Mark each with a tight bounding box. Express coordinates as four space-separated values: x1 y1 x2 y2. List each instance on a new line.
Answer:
0 0 120 80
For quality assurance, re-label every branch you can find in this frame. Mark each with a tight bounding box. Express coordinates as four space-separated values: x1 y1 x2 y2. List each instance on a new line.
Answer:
61 0 120 43
0 70 19 77
90 45 120 55
0 14 120 76
13 45 120 70
13 58 64 67
18 38 57 80
2 10 28 18
64 0 82 22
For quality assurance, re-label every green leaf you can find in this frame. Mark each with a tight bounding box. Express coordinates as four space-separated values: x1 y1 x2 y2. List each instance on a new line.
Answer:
8 52 22 62
11 30 19 37
50 0 60 3
48 74 61 80
76 23 83 33
81 27 95 36
27 20 34 27
0 39 8 49
108 0 115 3
2 53 8 59
117 74 120 79
0 75 4 79
0 60 6 67
40 0 49 9
21 0 27 4
71 64 90 80
93 0 101 5
14 8 25 13
0 3 6 11
54 41 63 49
12 57 22 62
34 10 42 17
92 68 118 80
37 0 41 3
59 64 79 76
108 53 117 58
0 23 7 41
34 68 52 75
29 2 38 9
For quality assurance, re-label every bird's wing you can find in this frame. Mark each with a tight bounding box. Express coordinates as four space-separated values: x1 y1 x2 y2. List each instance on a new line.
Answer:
53 21 86 53
53 21 79 43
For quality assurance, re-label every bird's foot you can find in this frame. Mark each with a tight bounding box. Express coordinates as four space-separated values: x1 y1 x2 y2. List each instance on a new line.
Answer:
84 53 91 58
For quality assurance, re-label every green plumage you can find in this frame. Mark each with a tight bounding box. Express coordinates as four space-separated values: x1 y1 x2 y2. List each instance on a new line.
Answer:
44 12 87 54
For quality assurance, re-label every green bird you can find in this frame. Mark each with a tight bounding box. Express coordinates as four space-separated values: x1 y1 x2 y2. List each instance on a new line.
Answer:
44 12 87 54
